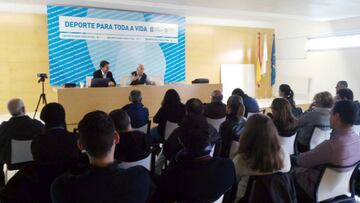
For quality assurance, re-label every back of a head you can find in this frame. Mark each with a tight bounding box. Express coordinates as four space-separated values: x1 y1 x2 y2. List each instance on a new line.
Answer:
238 114 283 172
129 90 142 103
162 89 181 107
337 80 348 90
109 109 130 132
211 90 223 102
271 98 297 130
179 115 210 154
185 98 203 115
337 88 354 101
40 103 66 128
8 98 25 116
232 88 245 97
313 91 334 108
227 95 245 118
78 111 115 158
332 100 356 126
279 84 294 100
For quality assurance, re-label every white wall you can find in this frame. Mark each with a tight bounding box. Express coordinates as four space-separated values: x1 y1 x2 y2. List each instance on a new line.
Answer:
274 17 360 101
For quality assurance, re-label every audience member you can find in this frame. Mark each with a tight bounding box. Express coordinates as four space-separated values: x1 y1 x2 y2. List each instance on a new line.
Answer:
31 103 82 203
232 88 259 117
297 91 334 152
270 98 299 137
232 114 291 202
109 109 151 162
218 95 246 158
0 99 44 188
335 80 348 93
295 100 360 201
336 88 360 125
204 90 227 119
152 89 186 141
51 111 151 203
122 90 149 128
279 84 302 117
153 115 236 202
163 98 220 162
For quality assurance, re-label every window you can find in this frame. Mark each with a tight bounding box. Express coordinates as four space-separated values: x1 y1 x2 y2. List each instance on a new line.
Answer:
306 34 360 51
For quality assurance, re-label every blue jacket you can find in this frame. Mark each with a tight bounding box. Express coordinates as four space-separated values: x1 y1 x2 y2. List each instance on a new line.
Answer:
242 95 260 117
122 103 149 128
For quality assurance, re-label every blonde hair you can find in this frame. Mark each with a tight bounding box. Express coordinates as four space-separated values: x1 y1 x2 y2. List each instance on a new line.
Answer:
313 91 334 108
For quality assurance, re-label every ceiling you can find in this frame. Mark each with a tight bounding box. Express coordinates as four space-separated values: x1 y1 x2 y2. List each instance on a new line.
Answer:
1 0 360 21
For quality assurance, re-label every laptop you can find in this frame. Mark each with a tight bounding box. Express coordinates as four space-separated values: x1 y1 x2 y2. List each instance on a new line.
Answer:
90 78 110 87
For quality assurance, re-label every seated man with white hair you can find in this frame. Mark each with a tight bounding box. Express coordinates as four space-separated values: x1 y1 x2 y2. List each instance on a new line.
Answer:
130 64 154 85
0 98 44 188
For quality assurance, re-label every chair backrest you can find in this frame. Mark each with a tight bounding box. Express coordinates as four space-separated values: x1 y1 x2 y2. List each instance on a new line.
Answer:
315 161 360 202
133 124 148 134
206 117 226 132
309 125 331 150
10 139 33 164
247 112 260 119
278 133 297 155
213 195 224 203
164 121 179 140
118 154 151 170
353 125 360 136
229 141 240 159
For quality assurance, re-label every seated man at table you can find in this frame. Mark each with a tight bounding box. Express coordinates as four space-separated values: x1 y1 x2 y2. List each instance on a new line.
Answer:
51 111 151 203
204 90 226 119
130 64 153 85
122 90 149 128
93 60 116 86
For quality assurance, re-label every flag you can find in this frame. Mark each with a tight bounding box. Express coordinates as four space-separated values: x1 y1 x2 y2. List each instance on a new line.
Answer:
261 33 268 75
256 32 261 87
271 34 276 86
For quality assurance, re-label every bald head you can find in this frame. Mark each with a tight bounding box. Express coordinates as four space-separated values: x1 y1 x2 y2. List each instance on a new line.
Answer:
211 90 223 103
8 98 25 116
136 64 144 76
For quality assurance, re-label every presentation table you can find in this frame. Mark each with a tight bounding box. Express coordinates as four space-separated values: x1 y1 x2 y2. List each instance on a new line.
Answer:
56 83 222 129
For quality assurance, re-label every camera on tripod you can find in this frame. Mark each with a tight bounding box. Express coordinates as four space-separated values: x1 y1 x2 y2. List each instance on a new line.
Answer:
37 73 48 83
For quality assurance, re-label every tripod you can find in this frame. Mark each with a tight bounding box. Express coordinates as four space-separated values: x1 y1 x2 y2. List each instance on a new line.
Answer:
33 77 47 119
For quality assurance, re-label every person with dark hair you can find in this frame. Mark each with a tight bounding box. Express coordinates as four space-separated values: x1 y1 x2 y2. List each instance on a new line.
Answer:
279 84 302 116
232 114 291 202
336 88 360 125
218 95 246 158
30 103 82 203
270 98 299 137
162 98 220 162
122 89 149 128
335 80 348 93
294 100 360 201
109 109 151 162
151 89 186 141
204 90 227 119
297 91 334 151
231 88 259 117
51 111 151 203
153 115 236 202
93 60 116 86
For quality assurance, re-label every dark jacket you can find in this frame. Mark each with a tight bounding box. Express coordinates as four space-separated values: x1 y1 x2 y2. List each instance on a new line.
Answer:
153 103 186 139
130 71 148 85
163 124 220 162
153 155 236 203
204 101 227 119
115 131 151 162
122 103 149 128
0 115 44 163
217 115 246 158
354 101 360 125
93 69 116 85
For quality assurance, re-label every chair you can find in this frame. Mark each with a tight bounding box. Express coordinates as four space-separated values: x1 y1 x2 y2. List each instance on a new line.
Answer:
206 117 226 132
164 121 179 140
118 155 151 170
247 112 260 118
229 141 240 159
5 139 34 182
309 125 332 150
314 161 360 203
133 120 151 134
353 125 360 136
278 132 297 155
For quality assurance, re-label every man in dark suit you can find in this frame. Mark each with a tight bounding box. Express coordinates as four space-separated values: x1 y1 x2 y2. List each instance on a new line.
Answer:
0 99 44 188
204 90 227 119
93 60 116 86
130 64 152 85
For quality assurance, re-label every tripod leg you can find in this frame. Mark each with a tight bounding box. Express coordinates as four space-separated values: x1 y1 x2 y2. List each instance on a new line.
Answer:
33 94 43 119
41 93 47 105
